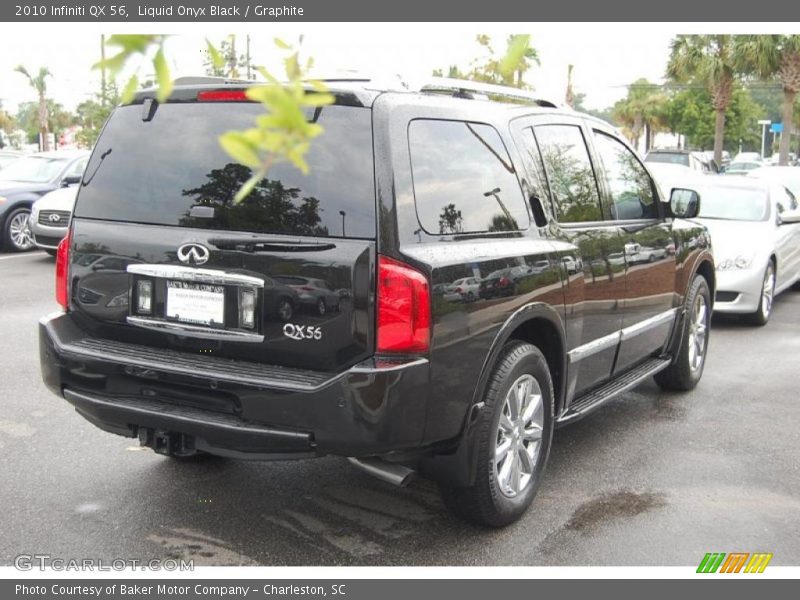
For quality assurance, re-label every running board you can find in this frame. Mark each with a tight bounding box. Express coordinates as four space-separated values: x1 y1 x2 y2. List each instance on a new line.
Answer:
557 356 672 426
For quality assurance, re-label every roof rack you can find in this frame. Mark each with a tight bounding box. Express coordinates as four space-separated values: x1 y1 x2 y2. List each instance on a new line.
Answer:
172 76 255 86
418 77 561 108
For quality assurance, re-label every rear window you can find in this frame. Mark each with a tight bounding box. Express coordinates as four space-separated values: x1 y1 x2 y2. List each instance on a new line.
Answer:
74 102 375 239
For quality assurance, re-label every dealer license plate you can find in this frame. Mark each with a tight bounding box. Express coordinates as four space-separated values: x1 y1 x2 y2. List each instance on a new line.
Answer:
166 281 225 326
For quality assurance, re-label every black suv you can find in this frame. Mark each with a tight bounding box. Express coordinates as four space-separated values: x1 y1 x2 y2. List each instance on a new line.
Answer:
39 78 714 527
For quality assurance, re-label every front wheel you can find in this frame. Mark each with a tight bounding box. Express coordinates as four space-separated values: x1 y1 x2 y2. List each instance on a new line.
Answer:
745 262 775 326
3 208 35 252
654 274 711 391
439 342 554 527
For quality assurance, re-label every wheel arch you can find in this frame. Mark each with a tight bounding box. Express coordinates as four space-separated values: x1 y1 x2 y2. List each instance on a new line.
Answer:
422 302 566 488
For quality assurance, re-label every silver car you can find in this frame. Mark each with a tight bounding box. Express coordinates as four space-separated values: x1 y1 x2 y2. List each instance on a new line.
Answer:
30 186 78 254
692 178 800 325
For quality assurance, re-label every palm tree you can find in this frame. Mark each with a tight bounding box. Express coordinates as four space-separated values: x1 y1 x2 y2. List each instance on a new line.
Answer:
734 35 800 165
667 35 737 167
505 34 540 89
15 65 52 151
612 79 667 152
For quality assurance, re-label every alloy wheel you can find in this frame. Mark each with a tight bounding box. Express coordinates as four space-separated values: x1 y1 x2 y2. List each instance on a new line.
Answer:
687 294 708 372
494 374 544 498
761 263 775 321
9 211 34 251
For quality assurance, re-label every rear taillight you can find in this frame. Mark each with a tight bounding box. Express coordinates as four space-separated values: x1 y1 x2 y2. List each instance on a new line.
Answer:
55 230 71 310
376 255 430 354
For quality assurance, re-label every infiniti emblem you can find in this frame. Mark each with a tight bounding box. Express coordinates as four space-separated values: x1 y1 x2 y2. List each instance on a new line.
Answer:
48 214 61 223
177 243 210 265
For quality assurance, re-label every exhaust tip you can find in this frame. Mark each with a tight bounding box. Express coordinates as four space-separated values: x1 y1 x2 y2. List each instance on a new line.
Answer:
348 457 416 487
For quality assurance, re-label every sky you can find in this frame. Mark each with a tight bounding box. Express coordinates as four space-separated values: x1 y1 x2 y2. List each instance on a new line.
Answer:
0 24 676 114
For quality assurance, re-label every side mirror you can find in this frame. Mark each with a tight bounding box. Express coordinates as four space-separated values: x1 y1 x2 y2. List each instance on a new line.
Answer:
670 188 701 219
61 174 82 187
778 210 800 225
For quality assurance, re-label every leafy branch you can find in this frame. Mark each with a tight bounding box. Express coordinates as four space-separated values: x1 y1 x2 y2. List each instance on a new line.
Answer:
93 34 173 103
218 38 334 203
92 35 334 204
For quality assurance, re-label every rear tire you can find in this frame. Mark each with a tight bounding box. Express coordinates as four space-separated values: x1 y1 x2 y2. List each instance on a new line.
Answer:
744 262 775 326
439 341 554 527
654 274 711 391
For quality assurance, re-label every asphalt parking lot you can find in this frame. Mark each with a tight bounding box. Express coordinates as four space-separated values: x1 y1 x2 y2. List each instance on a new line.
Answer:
1 250 798 566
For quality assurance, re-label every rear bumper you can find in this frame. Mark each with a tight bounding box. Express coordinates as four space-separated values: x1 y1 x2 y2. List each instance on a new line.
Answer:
39 312 431 459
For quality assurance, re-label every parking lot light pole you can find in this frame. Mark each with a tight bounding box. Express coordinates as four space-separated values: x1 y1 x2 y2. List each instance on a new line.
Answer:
758 119 771 159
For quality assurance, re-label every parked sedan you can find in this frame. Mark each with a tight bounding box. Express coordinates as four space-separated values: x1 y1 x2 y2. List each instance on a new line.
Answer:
691 178 800 325
0 150 23 171
443 276 480 302
748 165 800 198
0 150 88 252
30 186 77 255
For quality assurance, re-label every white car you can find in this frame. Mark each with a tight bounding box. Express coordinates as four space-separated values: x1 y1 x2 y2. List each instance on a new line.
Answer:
30 186 78 255
443 276 480 302
748 166 800 198
690 178 800 325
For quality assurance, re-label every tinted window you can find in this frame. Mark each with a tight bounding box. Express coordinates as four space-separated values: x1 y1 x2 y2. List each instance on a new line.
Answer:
645 152 690 167
409 120 528 234
594 132 658 220
533 125 602 222
75 103 375 239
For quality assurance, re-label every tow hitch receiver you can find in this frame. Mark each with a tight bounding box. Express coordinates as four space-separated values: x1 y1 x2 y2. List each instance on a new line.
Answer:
138 428 197 457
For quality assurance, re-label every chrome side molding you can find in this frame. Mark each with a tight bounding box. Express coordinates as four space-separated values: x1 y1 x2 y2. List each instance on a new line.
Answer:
127 264 265 288
126 316 265 343
568 308 679 364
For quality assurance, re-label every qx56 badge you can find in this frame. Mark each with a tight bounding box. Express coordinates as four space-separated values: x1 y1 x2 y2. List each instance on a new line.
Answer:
283 324 322 341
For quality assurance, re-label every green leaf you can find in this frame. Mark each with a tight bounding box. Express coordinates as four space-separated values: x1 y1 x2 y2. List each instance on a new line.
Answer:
219 132 262 168
206 39 225 70
153 46 172 103
274 38 291 50
301 92 335 107
233 172 263 204
499 34 531 78
92 51 129 78
120 74 139 104
106 34 157 53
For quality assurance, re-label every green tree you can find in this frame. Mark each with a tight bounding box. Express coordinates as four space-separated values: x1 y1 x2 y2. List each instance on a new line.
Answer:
667 35 738 166
663 86 762 152
734 35 800 165
433 34 539 90
14 65 52 151
612 79 667 151
15 100 74 146
75 83 120 148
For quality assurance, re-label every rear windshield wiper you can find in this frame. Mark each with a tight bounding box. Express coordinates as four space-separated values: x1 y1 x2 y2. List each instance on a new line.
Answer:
207 237 336 252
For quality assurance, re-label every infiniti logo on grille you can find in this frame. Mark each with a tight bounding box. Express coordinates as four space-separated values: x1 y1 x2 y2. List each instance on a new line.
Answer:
48 214 61 223
176 243 210 265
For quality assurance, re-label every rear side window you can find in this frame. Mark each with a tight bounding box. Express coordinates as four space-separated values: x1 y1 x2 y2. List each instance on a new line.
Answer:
593 131 658 220
533 124 603 223
74 102 375 239
408 119 528 235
